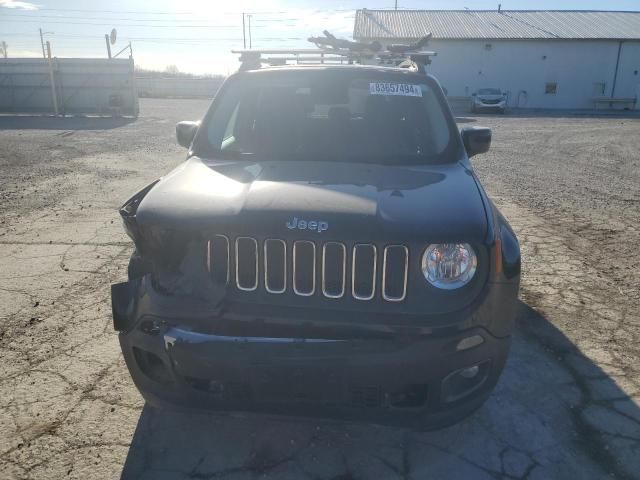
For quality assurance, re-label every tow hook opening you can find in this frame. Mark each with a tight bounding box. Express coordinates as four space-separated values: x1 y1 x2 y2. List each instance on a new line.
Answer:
133 347 173 384
441 360 491 403
389 384 429 408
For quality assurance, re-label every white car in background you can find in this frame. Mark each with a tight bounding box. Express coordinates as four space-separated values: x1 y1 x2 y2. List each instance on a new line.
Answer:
471 88 507 113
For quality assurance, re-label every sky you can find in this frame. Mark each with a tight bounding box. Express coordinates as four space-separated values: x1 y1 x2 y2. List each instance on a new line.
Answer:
1 0 639 75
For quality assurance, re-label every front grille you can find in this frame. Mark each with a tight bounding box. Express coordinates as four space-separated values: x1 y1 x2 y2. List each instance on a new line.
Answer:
382 245 409 302
235 237 258 291
322 242 346 298
206 237 409 302
206 235 230 285
352 244 377 300
293 240 316 296
264 239 286 294
481 99 501 105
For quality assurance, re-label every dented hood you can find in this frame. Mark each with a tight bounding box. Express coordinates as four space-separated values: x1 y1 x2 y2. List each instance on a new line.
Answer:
135 156 488 243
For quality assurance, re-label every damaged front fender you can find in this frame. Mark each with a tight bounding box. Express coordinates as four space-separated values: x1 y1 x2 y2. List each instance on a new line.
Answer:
112 280 138 332
120 179 159 245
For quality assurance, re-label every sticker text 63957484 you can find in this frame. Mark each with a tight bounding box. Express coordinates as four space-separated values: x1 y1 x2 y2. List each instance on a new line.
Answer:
369 82 422 97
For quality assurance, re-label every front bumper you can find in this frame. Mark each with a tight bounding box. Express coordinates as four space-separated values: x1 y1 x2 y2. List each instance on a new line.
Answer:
113 268 518 429
118 319 510 430
474 100 506 111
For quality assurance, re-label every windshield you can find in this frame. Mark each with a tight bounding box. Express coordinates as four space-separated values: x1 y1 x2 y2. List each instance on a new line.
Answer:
193 70 455 165
478 88 502 95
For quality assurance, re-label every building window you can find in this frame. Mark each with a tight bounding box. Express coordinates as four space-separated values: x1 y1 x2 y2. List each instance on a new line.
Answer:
545 82 557 95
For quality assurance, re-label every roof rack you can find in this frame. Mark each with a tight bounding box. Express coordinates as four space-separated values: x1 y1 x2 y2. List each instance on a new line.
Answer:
232 31 436 73
231 49 359 70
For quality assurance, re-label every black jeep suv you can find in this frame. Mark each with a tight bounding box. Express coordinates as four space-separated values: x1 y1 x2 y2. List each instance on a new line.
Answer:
112 64 521 429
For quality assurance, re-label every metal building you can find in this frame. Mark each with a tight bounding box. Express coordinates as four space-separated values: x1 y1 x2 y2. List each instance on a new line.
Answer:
353 9 640 110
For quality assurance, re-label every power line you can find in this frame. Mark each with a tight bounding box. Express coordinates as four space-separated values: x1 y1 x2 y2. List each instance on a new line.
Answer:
26 7 356 15
1 18 355 28
3 13 233 22
1 13 352 24
3 19 257 28
0 33 304 42
2 12 247 22
7 37 306 46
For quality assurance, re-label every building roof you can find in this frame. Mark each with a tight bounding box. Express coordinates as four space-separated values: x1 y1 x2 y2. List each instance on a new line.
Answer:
353 10 640 41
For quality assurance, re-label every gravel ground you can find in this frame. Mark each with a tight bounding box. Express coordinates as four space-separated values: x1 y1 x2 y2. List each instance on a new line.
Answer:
0 100 639 479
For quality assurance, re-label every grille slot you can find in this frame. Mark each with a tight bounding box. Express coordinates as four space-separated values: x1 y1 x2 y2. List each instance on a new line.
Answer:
223 237 409 302
382 245 409 302
264 239 286 294
206 235 230 285
235 237 258 291
322 242 346 298
293 240 316 296
352 244 377 300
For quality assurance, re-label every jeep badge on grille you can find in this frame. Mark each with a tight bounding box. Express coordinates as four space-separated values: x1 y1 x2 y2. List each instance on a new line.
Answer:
286 217 328 232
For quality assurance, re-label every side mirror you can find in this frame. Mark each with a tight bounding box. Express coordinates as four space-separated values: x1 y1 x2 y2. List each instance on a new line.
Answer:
471 93 477 96
461 126 492 158
176 121 200 149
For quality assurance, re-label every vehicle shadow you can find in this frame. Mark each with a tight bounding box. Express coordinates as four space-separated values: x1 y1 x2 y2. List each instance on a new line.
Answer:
0 115 136 130
120 300 639 479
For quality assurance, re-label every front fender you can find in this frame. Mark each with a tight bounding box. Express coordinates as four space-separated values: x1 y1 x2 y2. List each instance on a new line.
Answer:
497 210 521 282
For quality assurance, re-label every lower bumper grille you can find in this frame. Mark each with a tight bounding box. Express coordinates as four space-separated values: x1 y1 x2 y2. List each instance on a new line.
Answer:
206 237 409 302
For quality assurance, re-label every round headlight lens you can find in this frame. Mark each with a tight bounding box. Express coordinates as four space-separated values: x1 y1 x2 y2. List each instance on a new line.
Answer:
422 243 477 289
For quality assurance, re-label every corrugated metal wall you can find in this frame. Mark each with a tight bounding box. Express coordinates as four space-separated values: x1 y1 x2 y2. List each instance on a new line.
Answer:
0 58 138 116
354 10 640 41
136 77 224 98
366 39 640 110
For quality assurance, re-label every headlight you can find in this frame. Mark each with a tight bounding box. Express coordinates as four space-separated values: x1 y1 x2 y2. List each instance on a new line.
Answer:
421 243 477 289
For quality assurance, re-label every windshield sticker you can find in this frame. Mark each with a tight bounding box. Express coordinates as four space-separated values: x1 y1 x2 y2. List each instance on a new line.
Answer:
369 82 422 97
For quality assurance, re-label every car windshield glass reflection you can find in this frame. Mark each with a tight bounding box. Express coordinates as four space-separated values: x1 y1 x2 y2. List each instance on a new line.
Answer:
195 71 454 165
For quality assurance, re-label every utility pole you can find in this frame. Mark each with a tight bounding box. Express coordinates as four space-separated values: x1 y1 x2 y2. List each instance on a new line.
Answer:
242 13 246 49
46 41 59 116
39 28 46 58
247 14 252 49
105 34 112 59
395 0 398 10
1 41 7 59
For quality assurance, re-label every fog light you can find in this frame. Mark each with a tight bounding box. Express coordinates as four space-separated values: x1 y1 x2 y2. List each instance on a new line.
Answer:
133 347 172 384
456 335 484 351
441 360 491 403
460 365 479 379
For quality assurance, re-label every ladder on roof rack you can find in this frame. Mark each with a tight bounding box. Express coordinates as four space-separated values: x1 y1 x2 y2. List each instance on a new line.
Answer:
230 49 357 70
232 31 436 72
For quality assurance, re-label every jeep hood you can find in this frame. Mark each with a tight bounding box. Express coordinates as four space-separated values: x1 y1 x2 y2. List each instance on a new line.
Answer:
135 156 488 243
